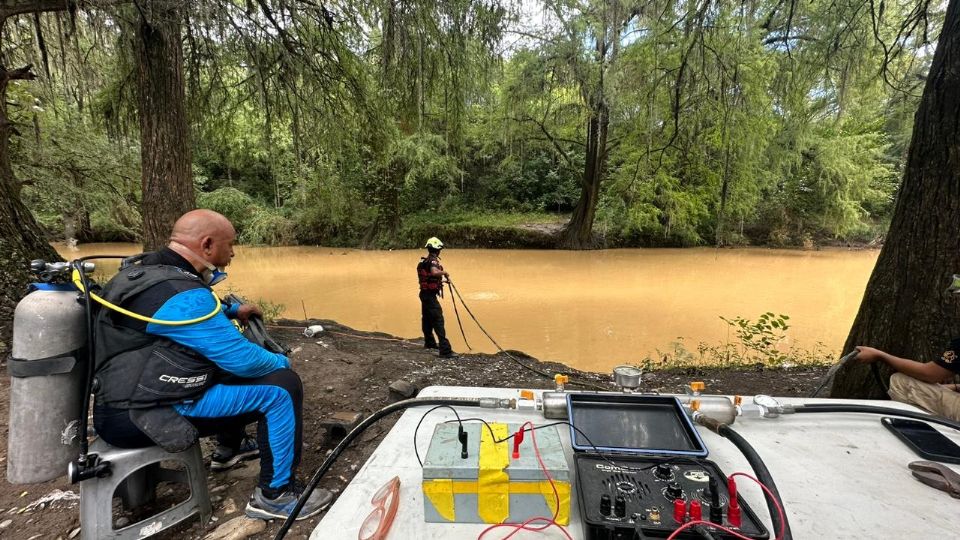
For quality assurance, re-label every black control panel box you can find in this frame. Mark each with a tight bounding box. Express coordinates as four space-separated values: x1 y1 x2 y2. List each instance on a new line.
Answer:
575 453 769 540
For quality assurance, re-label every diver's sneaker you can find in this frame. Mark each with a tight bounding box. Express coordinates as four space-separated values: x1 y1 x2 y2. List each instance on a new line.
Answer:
245 485 334 520
439 351 459 359
211 436 260 471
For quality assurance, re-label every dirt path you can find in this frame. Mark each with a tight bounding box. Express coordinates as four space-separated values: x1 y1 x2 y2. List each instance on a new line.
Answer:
0 320 829 540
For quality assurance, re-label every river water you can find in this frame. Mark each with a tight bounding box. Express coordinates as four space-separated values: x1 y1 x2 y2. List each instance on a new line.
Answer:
55 243 878 372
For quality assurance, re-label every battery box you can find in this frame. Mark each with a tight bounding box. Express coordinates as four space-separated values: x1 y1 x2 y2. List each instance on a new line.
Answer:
421 422 571 525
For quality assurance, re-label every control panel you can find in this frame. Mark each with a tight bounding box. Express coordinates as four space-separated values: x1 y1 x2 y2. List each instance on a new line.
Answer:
575 454 769 539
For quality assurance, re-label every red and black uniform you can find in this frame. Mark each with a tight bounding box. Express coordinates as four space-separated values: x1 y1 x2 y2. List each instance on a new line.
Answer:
417 254 452 355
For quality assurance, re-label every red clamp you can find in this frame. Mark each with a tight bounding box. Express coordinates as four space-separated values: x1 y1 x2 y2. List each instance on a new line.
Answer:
727 476 741 527
512 428 525 459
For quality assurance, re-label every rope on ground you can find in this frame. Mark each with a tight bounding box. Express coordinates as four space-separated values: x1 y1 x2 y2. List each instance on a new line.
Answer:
446 280 609 392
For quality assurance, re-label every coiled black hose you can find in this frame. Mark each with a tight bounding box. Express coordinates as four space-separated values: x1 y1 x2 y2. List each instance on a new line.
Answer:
274 396 490 539
794 403 960 432
695 416 792 540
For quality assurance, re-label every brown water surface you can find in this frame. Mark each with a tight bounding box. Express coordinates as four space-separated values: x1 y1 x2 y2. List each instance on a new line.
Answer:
55 243 878 372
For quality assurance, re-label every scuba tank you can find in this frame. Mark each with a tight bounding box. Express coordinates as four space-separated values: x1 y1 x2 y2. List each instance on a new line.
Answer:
6 261 91 484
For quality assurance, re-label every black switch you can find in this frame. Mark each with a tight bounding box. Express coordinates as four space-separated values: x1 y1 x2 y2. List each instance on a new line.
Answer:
614 495 626 518
600 494 611 516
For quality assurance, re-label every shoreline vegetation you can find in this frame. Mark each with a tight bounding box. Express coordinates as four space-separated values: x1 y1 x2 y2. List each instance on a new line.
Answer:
47 209 885 251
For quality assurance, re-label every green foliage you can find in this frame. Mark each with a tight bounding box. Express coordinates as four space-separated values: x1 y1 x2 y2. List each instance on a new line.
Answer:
197 188 258 232
645 313 833 370
240 208 297 246
7 0 941 248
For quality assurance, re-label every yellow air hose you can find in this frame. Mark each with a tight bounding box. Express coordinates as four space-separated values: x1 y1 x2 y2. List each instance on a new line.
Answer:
71 269 221 326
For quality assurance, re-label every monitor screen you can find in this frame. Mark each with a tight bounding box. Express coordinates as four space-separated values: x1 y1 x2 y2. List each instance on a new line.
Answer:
568 396 702 453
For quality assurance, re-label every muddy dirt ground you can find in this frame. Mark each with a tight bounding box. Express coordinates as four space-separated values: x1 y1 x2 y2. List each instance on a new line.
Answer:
0 320 831 539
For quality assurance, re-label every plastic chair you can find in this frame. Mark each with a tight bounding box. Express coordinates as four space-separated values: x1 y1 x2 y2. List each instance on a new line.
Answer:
79 438 211 540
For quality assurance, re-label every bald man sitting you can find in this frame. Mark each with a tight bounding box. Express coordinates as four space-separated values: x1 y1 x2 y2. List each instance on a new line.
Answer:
92 209 331 520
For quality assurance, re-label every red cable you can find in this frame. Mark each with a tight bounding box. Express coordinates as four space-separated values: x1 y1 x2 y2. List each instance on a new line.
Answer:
477 421 572 540
664 472 785 540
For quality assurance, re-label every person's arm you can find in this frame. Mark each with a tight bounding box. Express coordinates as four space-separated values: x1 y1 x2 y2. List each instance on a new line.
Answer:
147 288 289 377
855 346 954 383
429 261 449 278
221 299 262 324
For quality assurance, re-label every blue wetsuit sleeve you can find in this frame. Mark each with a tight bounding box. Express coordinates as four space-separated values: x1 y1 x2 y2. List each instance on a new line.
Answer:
146 288 289 377
221 300 240 319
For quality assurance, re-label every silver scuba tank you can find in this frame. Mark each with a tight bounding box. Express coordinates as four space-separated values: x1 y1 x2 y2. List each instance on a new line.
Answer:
7 262 89 484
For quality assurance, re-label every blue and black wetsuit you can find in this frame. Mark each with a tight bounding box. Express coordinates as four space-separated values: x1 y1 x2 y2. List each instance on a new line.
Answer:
93 248 303 492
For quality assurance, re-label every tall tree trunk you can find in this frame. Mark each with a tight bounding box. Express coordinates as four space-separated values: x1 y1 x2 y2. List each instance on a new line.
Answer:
831 0 960 398
136 1 194 250
561 100 608 249
0 64 59 352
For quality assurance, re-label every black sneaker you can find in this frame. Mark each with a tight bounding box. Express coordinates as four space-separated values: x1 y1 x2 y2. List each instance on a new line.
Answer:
439 352 459 359
211 436 260 471
424 343 439 349
245 484 334 520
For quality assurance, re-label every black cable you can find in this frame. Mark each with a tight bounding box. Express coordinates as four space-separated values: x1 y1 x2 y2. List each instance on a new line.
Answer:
445 281 472 350
870 363 891 395
715 423 792 540
73 261 97 463
695 415 790 540
446 280 608 392
413 405 465 466
274 397 486 540
694 525 721 540
794 403 960 432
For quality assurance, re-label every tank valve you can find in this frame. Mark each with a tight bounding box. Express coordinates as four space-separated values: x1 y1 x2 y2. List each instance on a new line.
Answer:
67 454 112 484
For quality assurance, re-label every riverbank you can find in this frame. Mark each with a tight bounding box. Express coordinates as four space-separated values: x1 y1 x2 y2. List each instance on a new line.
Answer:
0 319 831 540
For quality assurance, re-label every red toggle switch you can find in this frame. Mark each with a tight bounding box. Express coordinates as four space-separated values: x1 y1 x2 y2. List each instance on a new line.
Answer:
673 498 686 523
689 499 702 521
512 428 524 459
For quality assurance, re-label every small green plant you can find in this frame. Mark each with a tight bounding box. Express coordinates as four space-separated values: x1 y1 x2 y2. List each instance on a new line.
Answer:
719 312 791 365
638 313 834 370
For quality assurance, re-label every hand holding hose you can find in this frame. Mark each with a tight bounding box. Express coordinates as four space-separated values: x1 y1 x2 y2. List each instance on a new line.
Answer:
852 346 884 364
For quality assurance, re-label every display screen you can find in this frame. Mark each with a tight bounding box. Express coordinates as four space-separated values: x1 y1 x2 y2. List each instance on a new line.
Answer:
569 396 700 453
884 417 960 459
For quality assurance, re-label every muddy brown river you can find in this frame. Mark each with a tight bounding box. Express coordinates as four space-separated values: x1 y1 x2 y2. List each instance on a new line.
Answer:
55 244 878 372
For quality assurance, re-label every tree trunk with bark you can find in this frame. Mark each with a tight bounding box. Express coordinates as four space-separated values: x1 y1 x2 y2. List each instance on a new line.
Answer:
135 1 194 250
560 98 608 249
831 0 960 398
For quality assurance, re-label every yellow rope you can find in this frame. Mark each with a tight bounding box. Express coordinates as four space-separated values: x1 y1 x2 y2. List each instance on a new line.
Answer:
71 269 222 326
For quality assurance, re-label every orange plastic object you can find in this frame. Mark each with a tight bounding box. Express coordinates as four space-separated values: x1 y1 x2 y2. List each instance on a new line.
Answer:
689 381 705 393
519 389 535 400
358 476 401 540
690 399 701 412
554 374 569 385
734 395 743 406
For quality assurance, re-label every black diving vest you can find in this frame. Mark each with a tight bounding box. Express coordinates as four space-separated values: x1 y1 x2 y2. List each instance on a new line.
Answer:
93 262 223 409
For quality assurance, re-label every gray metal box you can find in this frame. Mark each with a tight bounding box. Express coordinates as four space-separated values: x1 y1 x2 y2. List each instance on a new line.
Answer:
421 422 570 524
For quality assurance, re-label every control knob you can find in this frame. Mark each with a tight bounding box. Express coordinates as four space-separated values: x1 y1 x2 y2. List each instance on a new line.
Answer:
665 482 683 500
654 463 673 480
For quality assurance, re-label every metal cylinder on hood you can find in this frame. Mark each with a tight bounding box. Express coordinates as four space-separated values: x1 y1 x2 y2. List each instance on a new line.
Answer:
7 285 87 484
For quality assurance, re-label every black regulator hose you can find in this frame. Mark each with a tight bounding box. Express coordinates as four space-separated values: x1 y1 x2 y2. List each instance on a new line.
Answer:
695 416 792 540
794 403 960 432
73 261 97 464
274 396 493 540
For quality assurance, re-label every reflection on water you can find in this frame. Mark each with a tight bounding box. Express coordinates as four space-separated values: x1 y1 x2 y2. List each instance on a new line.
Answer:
55 243 878 372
